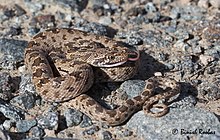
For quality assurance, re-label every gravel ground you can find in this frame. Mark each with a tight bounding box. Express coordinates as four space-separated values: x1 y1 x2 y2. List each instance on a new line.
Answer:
0 0 220 139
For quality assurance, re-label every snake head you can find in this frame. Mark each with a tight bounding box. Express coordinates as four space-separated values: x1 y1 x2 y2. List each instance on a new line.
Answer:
89 48 139 67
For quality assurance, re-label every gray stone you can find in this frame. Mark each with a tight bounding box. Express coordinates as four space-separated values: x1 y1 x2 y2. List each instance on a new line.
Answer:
29 126 45 138
82 126 99 135
119 80 145 98
10 91 36 109
16 119 37 132
64 108 83 127
126 108 220 139
37 112 59 130
0 38 27 70
80 115 93 128
99 130 112 140
0 100 23 121
99 16 112 26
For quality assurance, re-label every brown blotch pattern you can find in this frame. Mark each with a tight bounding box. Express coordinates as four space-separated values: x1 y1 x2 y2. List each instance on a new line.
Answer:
126 99 135 106
86 99 96 106
141 90 150 96
146 83 153 90
118 105 128 112
134 96 142 102
42 90 48 95
106 110 117 117
95 106 103 113
33 57 44 66
33 69 43 77
62 34 67 40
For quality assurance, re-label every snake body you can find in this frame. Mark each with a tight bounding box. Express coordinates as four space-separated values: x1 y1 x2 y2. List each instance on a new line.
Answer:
25 28 180 126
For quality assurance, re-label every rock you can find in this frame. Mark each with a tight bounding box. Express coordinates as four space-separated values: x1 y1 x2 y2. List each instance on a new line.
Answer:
126 108 220 139
80 115 93 128
0 100 23 121
16 119 37 133
37 112 59 130
10 91 36 109
199 54 215 65
99 130 112 140
119 80 145 98
64 108 83 127
82 126 99 135
29 126 45 138
98 16 112 26
0 38 27 70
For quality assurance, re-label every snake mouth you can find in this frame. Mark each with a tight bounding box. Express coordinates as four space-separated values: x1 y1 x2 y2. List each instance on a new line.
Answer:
128 50 140 61
99 61 127 67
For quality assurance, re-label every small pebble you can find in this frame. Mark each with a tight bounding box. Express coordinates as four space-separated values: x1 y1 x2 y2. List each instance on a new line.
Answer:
64 108 83 127
99 16 112 25
82 126 99 135
29 126 45 138
99 130 112 140
199 54 215 65
37 112 59 130
80 115 93 128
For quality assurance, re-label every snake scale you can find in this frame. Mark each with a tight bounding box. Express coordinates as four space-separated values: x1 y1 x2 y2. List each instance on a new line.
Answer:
25 28 180 126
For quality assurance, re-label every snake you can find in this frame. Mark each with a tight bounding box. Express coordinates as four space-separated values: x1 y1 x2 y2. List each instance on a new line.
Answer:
24 28 180 126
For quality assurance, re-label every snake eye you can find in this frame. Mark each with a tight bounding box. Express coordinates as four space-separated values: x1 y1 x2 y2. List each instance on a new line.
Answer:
109 56 114 59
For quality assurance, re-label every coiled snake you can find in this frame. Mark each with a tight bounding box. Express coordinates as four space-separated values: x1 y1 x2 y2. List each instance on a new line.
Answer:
25 28 180 126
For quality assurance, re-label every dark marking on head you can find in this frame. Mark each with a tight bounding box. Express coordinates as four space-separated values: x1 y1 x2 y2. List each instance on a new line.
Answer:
118 105 128 112
126 99 135 106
